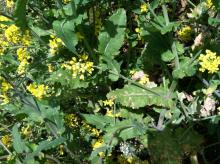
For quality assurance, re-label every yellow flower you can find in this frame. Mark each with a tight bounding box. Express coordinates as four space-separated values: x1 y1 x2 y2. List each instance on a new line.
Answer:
0 15 10 29
62 55 94 80
1 135 11 148
198 50 220 74
0 37 9 55
131 70 150 85
64 114 80 128
49 35 63 55
6 0 14 9
47 64 54 73
1 81 12 92
21 125 31 137
0 93 10 105
5 24 21 44
92 138 105 157
105 110 121 117
27 83 48 99
4 25 31 45
177 26 193 42
139 74 150 85
103 99 114 107
206 0 213 8
140 4 148 13
16 48 30 74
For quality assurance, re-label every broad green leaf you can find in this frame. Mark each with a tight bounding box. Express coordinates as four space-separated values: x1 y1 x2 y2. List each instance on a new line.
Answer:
14 0 28 29
53 20 78 53
101 55 121 81
208 17 220 26
172 57 196 79
12 124 27 153
161 50 175 62
107 85 174 109
104 120 145 141
48 69 88 89
98 8 126 57
82 114 115 129
32 137 66 156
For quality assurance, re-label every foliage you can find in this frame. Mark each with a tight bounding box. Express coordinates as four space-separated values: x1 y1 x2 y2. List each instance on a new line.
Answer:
0 0 220 163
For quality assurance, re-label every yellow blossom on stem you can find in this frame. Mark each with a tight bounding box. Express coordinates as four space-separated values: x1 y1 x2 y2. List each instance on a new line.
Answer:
206 0 213 8
16 48 30 75
177 26 193 42
64 114 80 128
140 3 148 13
1 135 11 148
92 138 105 157
0 15 10 29
61 54 94 80
5 24 21 44
6 0 14 9
27 83 48 99
49 34 63 55
198 50 220 74
103 99 114 107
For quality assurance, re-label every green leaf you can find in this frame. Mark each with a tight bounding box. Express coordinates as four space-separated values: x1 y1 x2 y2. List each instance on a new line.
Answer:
98 8 126 57
208 17 220 26
32 137 66 156
161 50 175 62
30 26 51 36
172 57 196 79
81 114 115 130
107 85 174 109
12 124 26 153
53 20 78 53
48 69 88 89
101 56 121 81
105 120 145 141
14 0 28 29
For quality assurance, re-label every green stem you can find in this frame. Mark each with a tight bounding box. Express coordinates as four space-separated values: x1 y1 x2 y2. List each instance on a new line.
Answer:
162 4 169 26
187 0 196 8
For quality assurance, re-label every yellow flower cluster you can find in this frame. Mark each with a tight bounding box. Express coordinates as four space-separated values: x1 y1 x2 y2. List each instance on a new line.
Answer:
102 99 114 107
27 83 48 99
105 110 121 117
61 54 94 80
0 77 12 105
16 48 30 75
5 25 31 46
0 15 10 29
199 50 220 74
65 113 100 137
21 125 32 138
0 16 31 55
49 34 63 55
130 70 150 85
92 138 105 157
140 4 148 13
64 114 80 128
82 121 100 137
6 0 14 9
1 135 11 148
177 26 193 42
206 0 213 8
